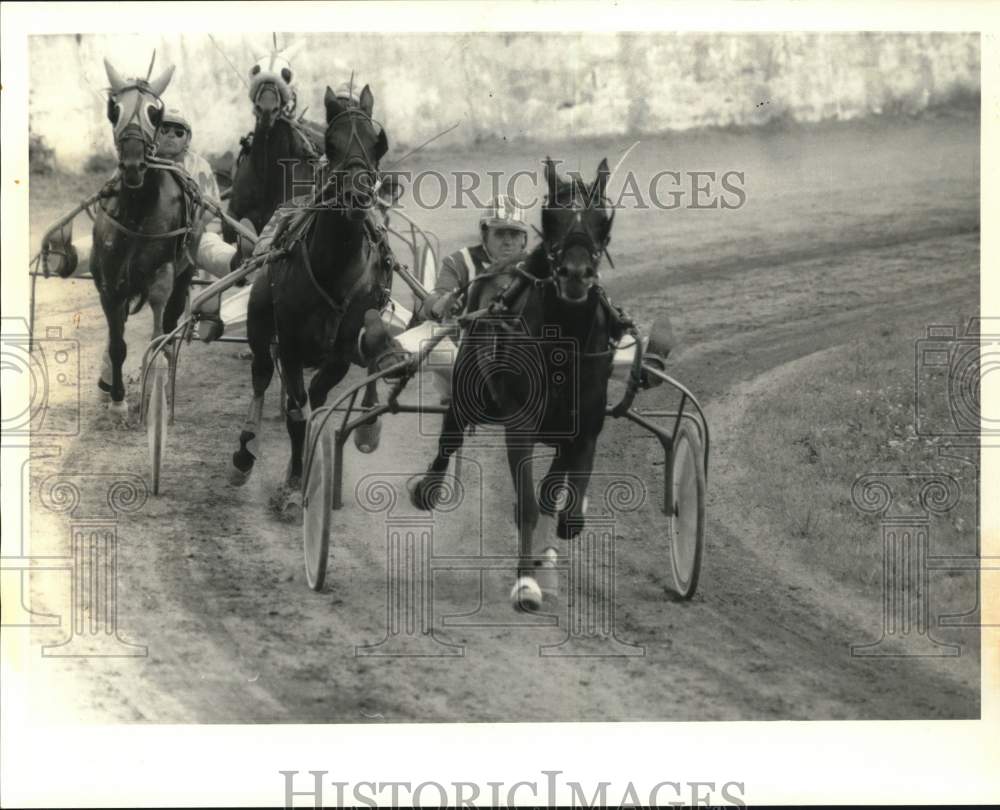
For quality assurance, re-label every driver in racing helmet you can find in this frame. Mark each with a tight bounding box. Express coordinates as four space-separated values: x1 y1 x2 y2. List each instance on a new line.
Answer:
156 107 253 341
333 80 361 108
418 194 529 322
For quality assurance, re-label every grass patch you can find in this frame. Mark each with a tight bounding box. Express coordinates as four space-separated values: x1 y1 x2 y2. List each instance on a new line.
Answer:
735 311 979 629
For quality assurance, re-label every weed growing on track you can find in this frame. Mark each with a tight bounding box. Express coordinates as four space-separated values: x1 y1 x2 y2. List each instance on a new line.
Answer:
736 313 979 633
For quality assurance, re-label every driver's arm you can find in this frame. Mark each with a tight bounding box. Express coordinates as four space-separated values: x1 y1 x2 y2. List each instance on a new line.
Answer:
419 253 464 321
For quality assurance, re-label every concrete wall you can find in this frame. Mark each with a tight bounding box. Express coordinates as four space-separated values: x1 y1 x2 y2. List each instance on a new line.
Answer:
29 32 980 170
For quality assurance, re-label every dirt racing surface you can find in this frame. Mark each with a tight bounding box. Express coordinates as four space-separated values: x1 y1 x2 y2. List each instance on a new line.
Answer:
24 116 980 722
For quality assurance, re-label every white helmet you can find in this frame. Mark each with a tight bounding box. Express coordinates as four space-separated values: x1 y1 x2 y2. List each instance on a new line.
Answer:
479 195 528 234
160 107 192 134
333 80 360 106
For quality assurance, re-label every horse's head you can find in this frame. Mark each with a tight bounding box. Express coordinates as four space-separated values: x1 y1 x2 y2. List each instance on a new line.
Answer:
103 58 174 188
541 157 613 304
248 46 299 131
321 84 389 222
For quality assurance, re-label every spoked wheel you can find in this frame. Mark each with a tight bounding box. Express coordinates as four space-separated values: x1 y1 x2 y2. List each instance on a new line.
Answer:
667 419 706 599
145 356 170 495
302 422 333 591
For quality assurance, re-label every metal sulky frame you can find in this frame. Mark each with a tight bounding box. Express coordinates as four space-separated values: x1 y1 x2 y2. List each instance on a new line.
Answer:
298 307 710 602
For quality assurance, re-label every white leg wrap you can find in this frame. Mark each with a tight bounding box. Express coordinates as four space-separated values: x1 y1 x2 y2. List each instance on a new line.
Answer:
510 575 542 612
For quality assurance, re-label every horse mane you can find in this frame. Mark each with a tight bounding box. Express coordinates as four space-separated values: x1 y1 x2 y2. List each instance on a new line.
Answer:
284 116 323 159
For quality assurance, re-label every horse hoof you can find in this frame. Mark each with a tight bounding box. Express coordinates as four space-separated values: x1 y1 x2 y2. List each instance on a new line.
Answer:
410 476 441 511
510 576 543 613
354 419 381 454
280 489 303 522
98 379 112 400
232 432 258 483
229 465 253 487
108 399 129 418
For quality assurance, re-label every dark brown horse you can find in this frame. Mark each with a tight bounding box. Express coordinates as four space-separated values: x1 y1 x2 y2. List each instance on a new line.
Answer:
225 51 320 238
411 158 624 611
231 85 392 503
92 59 195 415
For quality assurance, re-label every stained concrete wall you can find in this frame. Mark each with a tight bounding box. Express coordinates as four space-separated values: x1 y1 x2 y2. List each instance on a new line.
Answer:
29 32 980 170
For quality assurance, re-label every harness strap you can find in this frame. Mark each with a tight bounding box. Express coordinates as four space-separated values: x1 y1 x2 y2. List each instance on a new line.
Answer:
296 235 377 319
98 204 190 240
459 247 476 282
297 240 343 314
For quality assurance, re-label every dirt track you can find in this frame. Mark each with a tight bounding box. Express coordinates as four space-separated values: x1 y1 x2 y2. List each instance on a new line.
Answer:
24 117 980 721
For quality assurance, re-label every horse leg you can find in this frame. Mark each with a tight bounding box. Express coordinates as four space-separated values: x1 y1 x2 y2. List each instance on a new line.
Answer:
354 376 382 453
162 265 192 334
506 436 544 611
103 297 129 417
99 341 113 400
281 355 309 492
410 403 466 511
232 277 275 485
298 358 352 494
533 448 570 589
556 436 598 540
307 358 351 410
538 448 569 519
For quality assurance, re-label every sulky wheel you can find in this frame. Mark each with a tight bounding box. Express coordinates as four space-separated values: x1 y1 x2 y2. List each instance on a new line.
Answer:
302 423 333 591
145 356 170 495
667 419 706 599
